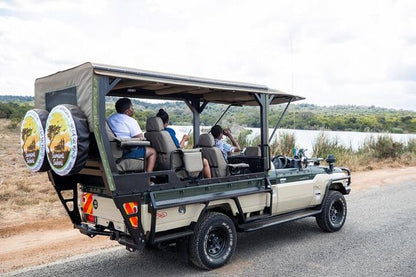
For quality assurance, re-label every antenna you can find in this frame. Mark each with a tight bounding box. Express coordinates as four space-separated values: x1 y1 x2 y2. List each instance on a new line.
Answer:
290 27 296 130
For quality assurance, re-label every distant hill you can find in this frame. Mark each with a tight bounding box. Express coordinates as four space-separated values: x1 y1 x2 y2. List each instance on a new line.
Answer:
1 95 416 133
0 95 33 102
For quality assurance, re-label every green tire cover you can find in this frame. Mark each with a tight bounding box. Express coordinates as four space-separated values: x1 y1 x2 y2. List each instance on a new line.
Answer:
45 104 89 176
21 109 50 172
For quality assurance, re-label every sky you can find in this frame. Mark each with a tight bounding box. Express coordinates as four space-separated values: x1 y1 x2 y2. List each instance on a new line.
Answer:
0 0 415 110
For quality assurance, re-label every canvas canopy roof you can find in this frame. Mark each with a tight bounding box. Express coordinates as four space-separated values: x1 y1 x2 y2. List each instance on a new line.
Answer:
35 62 304 129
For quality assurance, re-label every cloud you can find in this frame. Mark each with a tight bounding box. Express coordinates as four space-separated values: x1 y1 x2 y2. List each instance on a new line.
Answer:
389 65 416 82
0 0 416 111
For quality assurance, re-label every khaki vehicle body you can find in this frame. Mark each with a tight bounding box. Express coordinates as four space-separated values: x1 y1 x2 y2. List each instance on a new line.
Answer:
25 62 351 270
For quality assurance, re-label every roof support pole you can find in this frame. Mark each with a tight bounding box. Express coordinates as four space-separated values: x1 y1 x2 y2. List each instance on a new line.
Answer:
254 93 270 172
212 104 232 127
185 99 207 144
93 76 119 192
268 97 293 143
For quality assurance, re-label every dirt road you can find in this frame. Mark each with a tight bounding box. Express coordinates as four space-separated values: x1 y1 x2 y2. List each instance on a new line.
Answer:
1 166 416 274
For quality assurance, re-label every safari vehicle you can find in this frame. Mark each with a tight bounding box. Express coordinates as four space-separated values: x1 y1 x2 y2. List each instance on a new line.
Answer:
21 62 351 270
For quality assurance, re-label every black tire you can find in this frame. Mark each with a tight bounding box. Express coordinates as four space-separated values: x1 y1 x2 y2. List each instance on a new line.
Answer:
189 212 237 270
316 190 347 232
21 109 50 172
45 104 89 176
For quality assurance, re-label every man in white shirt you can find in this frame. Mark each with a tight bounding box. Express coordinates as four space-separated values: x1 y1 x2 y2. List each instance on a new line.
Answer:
108 98 156 172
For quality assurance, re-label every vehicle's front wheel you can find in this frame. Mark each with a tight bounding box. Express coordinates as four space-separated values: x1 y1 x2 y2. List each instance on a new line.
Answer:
189 212 237 270
316 190 347 232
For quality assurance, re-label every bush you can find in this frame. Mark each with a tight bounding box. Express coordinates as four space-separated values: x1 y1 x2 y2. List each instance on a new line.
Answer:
406 138 416 154
236 129 253 149
361 135 404 159
313 132 341 158
312 132 354 167
0 102 33 120
273 132 296 156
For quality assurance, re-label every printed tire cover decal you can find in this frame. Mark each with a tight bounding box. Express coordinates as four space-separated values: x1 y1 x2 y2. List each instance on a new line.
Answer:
20 109 49 172
45 104 89 176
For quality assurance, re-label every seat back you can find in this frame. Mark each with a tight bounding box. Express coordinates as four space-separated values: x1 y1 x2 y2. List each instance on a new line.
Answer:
197 133 228 177
181 148 204 178
145 117 182 171
106 121 144 173
245 146 261 157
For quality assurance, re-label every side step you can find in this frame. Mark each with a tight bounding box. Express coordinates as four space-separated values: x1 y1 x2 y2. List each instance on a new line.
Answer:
238 209 321 232
152 230 194 244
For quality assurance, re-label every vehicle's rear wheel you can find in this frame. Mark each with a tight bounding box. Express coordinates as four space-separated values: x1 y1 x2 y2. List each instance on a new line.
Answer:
189 212 237 270
316 190 347 232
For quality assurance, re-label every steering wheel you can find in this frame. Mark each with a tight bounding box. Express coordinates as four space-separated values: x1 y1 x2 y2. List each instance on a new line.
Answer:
272 155 288 169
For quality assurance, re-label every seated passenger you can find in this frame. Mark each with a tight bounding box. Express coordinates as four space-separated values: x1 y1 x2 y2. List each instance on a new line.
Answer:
211 125 241 161
108 98 156 172
156 109 211 178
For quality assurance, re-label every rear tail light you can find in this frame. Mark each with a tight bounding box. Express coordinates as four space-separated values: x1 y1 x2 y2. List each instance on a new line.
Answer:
82 192 93 214
85 214 96 223
123 202 139 229
82 192 95 223
129 217 138 228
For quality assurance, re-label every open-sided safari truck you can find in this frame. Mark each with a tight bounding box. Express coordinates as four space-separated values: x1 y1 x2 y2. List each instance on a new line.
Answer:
21 62 351 270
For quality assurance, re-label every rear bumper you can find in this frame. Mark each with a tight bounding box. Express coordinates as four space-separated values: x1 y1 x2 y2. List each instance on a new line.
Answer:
74 223 139 250
75 223 113 238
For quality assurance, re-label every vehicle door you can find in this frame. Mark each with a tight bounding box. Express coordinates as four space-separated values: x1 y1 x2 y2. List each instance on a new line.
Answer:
273 168 315 214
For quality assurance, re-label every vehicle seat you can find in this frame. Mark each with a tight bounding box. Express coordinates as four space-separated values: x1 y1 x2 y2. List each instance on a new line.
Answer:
245 146 261 157
106 122 145 173
145 117 203 179
197 133 228 177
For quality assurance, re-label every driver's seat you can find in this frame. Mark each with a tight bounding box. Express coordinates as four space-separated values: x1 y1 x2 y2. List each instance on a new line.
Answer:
197 133 228 177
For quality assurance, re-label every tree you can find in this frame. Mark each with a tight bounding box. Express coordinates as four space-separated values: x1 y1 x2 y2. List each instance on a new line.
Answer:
47 125 61 145
21 128 33 147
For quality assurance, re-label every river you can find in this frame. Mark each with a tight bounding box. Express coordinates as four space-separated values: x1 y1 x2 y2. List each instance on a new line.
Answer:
170 125 416 152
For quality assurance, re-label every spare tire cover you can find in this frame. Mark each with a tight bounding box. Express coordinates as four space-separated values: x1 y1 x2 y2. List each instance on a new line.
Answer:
45 104 89 176
20 109 50 172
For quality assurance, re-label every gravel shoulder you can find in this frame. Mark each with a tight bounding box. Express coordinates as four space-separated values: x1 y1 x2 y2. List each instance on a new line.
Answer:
1 166 416 274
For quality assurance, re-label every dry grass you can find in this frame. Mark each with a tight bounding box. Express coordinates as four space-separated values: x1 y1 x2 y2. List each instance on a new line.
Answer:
0 119 65 227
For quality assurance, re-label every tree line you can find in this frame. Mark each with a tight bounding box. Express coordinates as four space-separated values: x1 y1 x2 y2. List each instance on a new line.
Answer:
1 95 416 134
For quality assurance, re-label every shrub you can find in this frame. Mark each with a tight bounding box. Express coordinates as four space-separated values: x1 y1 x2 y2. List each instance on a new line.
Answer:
236 129 253 149
361 135 404 159
406 138 416 154
312 132 354 167
278 132 296 156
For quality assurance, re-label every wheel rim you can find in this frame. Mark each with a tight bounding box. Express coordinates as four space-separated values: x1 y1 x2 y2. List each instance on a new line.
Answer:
206 227 227 258
329 199 345 225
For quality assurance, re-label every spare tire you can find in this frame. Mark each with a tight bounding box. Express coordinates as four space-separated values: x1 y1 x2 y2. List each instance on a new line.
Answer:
21 109 50 172
45 104 89 176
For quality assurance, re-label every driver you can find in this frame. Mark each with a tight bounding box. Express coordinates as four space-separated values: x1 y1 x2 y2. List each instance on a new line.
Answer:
211 125 241 161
